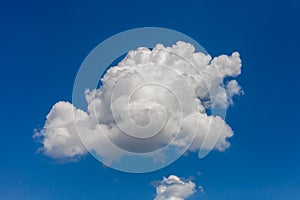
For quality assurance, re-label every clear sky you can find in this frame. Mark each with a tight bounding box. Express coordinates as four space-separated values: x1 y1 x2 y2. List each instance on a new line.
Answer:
0 0 300 199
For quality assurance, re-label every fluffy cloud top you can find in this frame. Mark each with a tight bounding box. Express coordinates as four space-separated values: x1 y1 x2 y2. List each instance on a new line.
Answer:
154 175 197 200
34 41 242 164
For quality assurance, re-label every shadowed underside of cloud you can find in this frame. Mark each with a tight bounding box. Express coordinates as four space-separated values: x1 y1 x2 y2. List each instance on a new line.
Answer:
153 175 197 200
34 41 242 163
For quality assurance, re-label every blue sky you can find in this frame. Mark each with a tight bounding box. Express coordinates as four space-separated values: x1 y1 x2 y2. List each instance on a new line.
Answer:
0 0 300 199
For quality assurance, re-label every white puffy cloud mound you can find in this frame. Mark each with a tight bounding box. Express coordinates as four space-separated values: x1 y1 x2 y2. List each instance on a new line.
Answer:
154 175 197 200
34 41 242 162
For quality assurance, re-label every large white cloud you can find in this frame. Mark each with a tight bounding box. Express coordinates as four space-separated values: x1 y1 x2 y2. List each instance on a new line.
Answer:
154 175 197 200
34 41 242 163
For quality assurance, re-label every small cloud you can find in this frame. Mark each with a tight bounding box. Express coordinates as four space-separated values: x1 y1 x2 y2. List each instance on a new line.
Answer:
153 175 197 200
196 171 202 176
198 185 205 194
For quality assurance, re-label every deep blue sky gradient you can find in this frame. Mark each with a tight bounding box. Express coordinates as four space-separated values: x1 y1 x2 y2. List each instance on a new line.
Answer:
0 0 300 199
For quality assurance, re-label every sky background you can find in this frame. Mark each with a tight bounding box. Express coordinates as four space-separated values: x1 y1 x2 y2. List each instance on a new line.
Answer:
0 0 300 199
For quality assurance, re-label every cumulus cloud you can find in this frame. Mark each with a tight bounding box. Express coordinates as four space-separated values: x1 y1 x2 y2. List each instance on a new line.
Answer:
34 41 242 163
34 102 87 160
154 175 197 200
